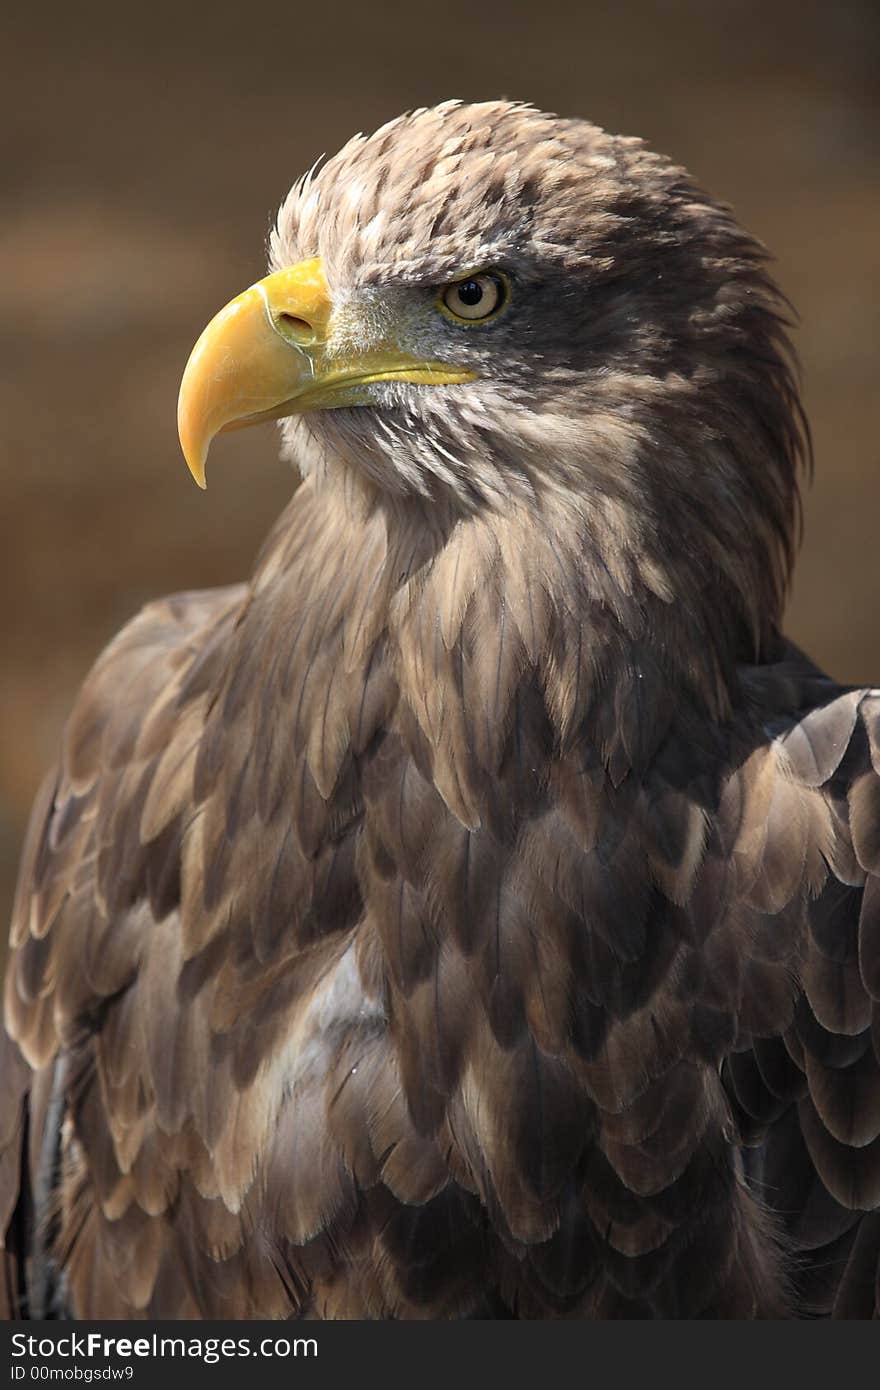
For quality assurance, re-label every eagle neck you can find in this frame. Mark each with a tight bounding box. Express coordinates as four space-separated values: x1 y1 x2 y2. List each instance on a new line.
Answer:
248 476 739 831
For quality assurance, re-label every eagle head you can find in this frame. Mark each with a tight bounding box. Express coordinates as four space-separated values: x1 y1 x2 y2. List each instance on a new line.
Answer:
178 100 808 688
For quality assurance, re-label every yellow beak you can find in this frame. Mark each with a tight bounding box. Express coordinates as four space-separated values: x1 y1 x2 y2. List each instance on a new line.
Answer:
177 256 474 486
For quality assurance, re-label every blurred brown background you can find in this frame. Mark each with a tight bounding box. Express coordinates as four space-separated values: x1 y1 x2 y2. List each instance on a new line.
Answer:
1 0 878 949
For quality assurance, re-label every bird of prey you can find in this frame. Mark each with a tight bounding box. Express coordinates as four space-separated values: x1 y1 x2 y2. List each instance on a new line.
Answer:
3 100 879 1321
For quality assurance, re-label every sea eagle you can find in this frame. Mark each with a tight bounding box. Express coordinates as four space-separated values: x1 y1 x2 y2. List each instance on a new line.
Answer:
3 101 879 1319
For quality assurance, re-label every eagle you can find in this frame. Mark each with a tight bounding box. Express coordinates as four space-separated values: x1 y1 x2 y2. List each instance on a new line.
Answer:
3 100 879 1321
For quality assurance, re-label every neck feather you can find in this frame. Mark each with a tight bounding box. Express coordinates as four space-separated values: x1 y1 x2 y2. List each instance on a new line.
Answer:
243 467 759 826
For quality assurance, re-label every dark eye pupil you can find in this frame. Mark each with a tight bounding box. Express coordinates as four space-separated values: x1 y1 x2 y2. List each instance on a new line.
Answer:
457 280 484 306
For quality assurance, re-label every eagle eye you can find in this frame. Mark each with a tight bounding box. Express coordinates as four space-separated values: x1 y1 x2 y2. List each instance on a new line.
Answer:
438 271 509 324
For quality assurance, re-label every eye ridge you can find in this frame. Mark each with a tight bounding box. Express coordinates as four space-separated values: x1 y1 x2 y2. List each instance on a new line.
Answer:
438 270 510 325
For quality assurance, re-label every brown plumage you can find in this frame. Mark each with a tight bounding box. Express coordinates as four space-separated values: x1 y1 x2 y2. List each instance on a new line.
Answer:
3 100 880 1319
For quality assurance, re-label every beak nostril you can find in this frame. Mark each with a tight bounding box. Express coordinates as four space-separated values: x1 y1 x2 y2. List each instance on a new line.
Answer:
277 313 315 342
